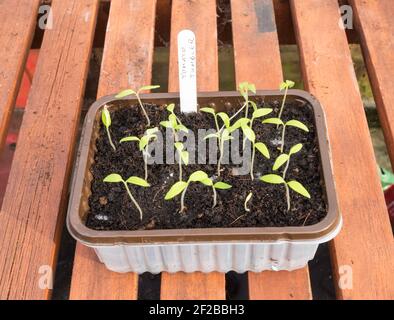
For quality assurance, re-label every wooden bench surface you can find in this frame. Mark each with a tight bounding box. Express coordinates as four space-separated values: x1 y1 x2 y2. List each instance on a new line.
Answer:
0 0 393 300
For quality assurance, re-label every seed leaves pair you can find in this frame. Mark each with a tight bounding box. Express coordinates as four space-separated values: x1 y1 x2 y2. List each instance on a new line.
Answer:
273 143 303 171
260 174 311 199
115 85 161 98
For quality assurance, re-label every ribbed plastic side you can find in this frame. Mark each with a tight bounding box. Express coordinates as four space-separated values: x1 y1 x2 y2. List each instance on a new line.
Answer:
92 242 319 274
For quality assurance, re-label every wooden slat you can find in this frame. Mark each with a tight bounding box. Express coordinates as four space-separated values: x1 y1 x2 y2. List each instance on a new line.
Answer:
161 0 225 300
69 0 157 300
0 0 40 152
231 0 312 300
350 0 394 168
291 0 394 299
0 0 99 300
167 0 219 92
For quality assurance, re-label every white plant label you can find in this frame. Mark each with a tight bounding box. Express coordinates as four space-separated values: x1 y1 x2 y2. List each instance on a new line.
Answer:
178 30 197 113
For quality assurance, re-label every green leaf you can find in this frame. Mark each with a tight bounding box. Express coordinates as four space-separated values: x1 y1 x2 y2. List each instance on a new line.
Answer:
279 80 295 91
119 136 140 144
255 142 270 159
229 118 250 133
169 114 178 127
200 107 216 115
273 154 289 171
204 133 219 140
221 128 231 141
260 174 285 184
160 121 173 129
175 124 188 133
252 108 273 119
138 85 160 93
174 142 184 151
241 125 255 142
213 182 232 190
115 89 136 98
262 118 284 126
286 120 309 132
166 103 175 112
139 136 150 151
146 127 159 136
201 178 213 186
180 151 189 165
165 181 188 200
249 101 258 112
287 180 311 199
188 171 209 182
248 83 256 94
101 106 111 128
103 173 123 183
217 112 230 128
286 80 295 88
289 143 303 156
126 176 150 187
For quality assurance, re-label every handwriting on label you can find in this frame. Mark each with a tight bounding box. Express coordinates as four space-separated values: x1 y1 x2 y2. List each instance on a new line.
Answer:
178 30 197 113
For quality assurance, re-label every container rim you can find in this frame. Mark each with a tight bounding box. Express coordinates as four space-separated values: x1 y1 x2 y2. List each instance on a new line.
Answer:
67 90 341 245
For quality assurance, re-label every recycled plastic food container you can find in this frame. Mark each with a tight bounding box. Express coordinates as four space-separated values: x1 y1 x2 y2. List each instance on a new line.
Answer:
67 91 342 273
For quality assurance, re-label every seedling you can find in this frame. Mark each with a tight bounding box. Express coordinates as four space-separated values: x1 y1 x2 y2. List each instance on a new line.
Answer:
241 124 270 180
103 173 150 220
202 109 238 177
242 106 273 149
260 174 310 211
244 192 253 212
119 127 159 181
277 80 295 126
160 104 189 181
164 170 232 212
238 81 256 118
116 85 160 127
262 118 309 153
101 105 116 151
273 143 303 179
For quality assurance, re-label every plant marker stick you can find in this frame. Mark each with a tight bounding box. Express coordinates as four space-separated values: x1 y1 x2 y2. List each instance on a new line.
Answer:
178 30 197 113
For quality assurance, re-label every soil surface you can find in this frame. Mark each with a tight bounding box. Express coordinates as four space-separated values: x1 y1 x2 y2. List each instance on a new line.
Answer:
86 99 327 231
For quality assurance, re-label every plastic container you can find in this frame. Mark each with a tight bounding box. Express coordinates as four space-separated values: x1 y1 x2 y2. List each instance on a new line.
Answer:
67 90 342 273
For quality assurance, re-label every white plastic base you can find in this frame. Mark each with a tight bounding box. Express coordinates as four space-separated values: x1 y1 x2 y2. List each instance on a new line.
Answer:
91 241 318 273
85 217 341 273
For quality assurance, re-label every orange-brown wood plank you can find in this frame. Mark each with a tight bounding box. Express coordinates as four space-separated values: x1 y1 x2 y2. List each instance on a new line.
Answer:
0 0 40 152
167 0 219 92
291 0 394 300
161 0 225 300
69 0 157 300
350 0 394 168
231 0 312 300
0 0 99 300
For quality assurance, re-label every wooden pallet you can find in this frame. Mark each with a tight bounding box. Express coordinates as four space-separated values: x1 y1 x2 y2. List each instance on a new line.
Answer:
0 0 393 300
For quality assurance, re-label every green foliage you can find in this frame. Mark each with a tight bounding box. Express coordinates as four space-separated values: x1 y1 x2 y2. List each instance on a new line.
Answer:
241 123 270 179
103 173 150 220
260 173 310 211
164 181 188 200
238 81 257 118
120 127 159 181
101 105 116 151
161 105 190 181
278 80 296 124
262 118 308 153
165 170 232 211
272 144 303 173
202 109 235 177
115 85 160 126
